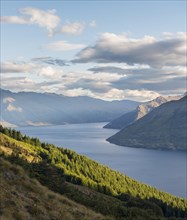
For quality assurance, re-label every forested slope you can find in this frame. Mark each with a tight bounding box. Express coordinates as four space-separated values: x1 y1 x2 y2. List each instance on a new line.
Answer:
0 126 186 219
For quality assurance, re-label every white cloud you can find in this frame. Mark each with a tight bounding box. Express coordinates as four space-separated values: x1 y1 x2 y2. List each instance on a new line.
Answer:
1 7 94 36
1 61 36 73
3 93 23 112
1 75 61 93
7 104 22 112
162 32 174 39
26 121 51 126
0 120 17 128
1 60 65 80
38 66 62 79
3 97 15 104
73 32 186 68
61 22 85 35
1 7 60 36
21 8 60 36
61 70 123 87
62 88 94 98
0 16 30 24
46 40 86 51
122 89 160 102
61 87 160 102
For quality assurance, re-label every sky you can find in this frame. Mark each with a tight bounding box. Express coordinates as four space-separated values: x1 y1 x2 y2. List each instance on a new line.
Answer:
0 0 186 101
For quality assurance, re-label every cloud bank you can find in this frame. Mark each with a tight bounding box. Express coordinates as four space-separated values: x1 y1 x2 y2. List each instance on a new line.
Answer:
1 7 95 36
73 32 186 68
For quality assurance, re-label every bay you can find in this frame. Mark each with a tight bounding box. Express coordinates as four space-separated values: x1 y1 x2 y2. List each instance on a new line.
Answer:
18 122 186 199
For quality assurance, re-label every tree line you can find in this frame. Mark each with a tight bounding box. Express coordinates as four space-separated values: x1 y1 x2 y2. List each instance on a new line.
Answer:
0 125 186 219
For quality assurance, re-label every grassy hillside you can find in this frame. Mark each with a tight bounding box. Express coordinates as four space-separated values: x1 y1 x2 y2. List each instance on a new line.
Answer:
0 157 111 220
107 96 187 150
0 127 187 219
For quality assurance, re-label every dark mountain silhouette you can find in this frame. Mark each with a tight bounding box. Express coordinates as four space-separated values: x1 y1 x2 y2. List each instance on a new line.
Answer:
104 96 181 129
107 96 187 150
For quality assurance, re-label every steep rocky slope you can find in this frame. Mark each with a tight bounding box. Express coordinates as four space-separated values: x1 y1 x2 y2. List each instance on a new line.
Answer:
107 96 187 150
104 96 181 129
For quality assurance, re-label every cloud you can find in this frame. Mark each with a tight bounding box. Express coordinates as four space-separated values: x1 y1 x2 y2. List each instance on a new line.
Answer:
26 121 51 126
98 89 160 102
46 40 86 51
1 60 65 79
0 16 30 24
72 32 186 68
111 67 186 93
32 57 68 66
1 7 60 36
1 61 36 73
3 97 15 104
0 120 17 128
88 64 150 74
1 7 93 36
38 66 62 79
1 76 61 92
7 104 22 112
3 97 23 112
61 21 85 35
67 79 110 93
62 88 94 98
1 52 185 102
61 87 160 102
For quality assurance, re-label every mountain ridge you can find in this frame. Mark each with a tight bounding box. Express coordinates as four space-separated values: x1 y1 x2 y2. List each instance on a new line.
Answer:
104 95 181 129
107 96 187 150
0 88 139 127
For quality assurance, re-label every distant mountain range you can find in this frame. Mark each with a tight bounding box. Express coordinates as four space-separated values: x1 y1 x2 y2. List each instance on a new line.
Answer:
0 89 139 127
107 96 187 150
104 95 181 129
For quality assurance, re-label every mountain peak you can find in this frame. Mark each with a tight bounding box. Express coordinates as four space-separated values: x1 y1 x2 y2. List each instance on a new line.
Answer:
104 94 182 129
107 96 187 150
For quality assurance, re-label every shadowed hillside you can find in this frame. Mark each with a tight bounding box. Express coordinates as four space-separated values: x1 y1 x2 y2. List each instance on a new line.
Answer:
0 89 139 127
104 96 181 129
107 96 187 150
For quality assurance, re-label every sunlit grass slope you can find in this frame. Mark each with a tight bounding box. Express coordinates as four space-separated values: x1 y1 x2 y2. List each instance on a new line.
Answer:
0 127 186 219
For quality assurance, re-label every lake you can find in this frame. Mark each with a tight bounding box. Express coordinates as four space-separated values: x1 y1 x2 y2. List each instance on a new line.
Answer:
18 122 186 199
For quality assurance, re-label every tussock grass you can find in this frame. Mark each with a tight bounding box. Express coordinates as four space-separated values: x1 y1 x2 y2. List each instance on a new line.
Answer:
0 157 113 220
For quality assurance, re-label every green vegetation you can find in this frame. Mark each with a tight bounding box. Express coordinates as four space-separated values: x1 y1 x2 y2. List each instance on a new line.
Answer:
0 125 187 219
0 157 111 220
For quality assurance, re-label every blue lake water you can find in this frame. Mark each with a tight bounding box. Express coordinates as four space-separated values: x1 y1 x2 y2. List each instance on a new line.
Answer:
18 122 186 199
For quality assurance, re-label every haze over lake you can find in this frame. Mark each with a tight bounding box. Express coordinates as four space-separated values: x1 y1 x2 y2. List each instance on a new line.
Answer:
18 122 186 199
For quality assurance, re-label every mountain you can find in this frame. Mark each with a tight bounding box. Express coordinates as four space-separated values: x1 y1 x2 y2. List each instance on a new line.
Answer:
0 89 139 127
0 158 109 220
104 95 181 129
0 128 187 219
107 96 187 150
